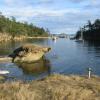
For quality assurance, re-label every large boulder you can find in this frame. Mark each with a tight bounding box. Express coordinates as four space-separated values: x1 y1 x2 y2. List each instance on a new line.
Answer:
9 44 51 63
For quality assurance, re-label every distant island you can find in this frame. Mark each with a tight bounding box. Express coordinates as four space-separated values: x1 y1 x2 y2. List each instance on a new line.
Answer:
0 12 49 42
75 19 100 41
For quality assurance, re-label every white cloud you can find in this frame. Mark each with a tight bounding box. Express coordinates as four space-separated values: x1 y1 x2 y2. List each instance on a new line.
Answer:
1 0 100 34
3 6 80 18
4 0 15 4
37 0 52 3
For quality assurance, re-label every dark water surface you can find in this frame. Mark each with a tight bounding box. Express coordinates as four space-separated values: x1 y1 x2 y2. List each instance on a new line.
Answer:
0 38 100 81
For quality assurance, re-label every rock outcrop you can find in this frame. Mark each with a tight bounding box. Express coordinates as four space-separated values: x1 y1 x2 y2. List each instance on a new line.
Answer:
0 57 12 62
9 44 51 63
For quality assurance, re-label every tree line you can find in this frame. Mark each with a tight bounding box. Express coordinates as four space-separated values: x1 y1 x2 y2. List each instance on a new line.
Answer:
75 19 100 40
0 12 49 38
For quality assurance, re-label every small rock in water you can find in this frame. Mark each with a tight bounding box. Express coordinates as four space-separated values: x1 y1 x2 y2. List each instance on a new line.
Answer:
0 70 9 74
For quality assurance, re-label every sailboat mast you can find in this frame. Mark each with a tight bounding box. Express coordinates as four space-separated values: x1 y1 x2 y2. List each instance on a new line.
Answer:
81 28 83 40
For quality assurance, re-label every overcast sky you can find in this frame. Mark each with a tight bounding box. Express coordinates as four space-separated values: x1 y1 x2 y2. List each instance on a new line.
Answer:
0 0 100 34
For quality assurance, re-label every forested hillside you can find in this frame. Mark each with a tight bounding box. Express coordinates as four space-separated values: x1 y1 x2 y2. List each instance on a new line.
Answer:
0 12 49 38
75 19 100 40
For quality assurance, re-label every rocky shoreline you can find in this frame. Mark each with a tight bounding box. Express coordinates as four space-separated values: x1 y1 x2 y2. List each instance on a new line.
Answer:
0 57 12 62
0 33 50 43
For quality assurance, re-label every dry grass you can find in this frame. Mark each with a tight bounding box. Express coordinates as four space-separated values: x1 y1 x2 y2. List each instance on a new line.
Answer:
0 74 100 100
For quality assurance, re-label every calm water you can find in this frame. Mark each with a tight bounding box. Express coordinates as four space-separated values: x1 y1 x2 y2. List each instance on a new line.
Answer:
0 38 100 81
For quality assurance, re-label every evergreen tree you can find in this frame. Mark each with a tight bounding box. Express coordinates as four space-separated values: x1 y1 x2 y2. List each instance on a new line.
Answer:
0 12 49 37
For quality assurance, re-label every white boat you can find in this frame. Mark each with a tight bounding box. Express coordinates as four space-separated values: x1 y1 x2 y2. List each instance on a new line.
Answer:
75 28 84 42
52 37 57 40
0 70 9 74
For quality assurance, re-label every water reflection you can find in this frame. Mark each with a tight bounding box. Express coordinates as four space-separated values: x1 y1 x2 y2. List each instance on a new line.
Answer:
0 39 50 56
84 41 100 57
0 40 27 56
1 39 100 80
16 58 51 76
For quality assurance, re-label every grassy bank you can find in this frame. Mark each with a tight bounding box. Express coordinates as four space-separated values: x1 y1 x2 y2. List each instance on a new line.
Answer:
0 74 100 100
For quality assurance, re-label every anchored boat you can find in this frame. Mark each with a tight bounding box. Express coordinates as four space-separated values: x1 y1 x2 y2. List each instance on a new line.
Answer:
0 70 9 74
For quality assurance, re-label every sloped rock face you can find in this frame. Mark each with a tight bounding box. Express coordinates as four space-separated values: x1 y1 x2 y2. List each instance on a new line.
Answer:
9 44 51 63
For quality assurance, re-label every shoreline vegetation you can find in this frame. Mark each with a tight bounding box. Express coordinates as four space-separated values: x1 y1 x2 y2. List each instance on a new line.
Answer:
0 12 50 42
0 74 100 100
75 19 100 40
